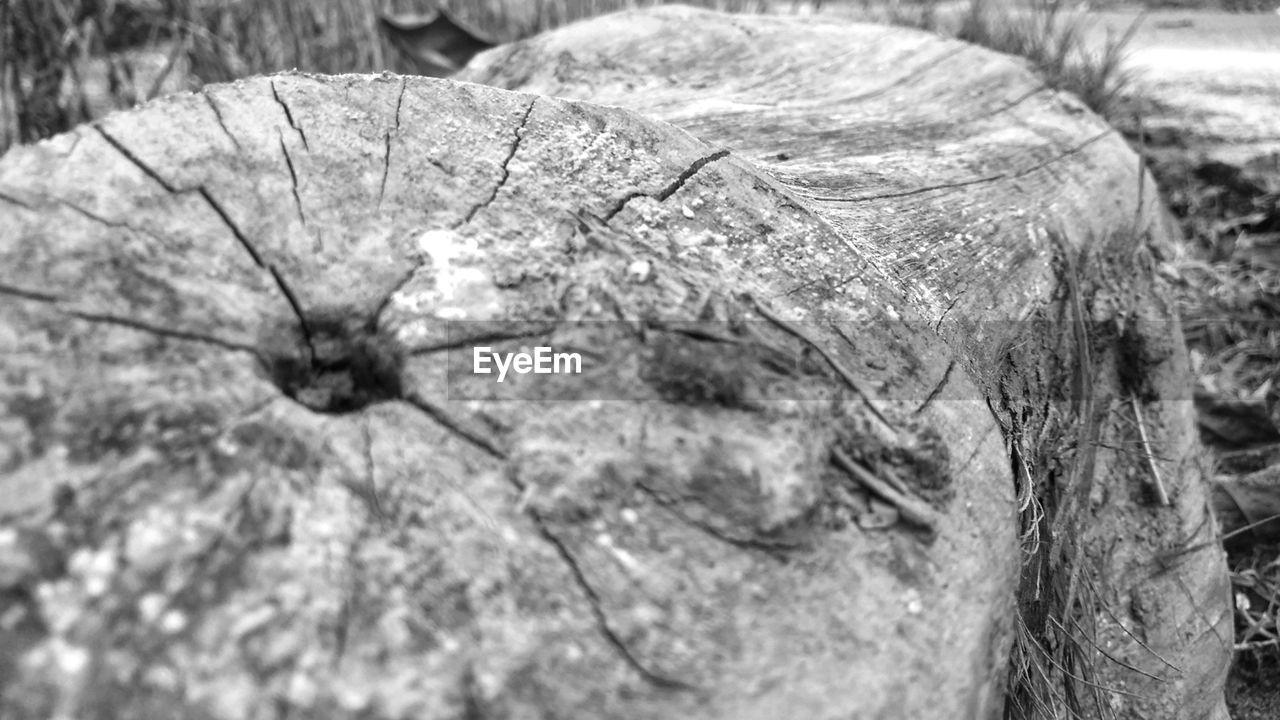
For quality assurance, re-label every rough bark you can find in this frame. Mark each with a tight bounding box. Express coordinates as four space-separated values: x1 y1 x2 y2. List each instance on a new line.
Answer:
0 6 1229 720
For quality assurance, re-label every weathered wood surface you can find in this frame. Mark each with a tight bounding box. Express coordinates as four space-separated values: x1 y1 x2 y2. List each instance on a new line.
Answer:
0 6 1228 720
460 8 1235 719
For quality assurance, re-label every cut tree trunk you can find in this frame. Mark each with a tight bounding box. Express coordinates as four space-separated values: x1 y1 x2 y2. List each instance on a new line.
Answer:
0 6 1230 720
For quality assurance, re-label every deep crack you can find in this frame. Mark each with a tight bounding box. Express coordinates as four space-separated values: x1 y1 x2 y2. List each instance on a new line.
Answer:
370 266 420 330
278 132 307 226
933 294 961 333
96 124 316 365
914 359 956 415
196 188 265 265
270 80 309 151
203 91 244 153
460 99 537 225
94 124 180 193
394 77 407 128
402 391 507 459
378 131 392 209
604 149 731 222
266 264 314 362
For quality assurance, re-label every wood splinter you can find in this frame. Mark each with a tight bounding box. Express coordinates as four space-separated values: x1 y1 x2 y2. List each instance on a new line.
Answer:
831 446 941 538
1129 395 1172 506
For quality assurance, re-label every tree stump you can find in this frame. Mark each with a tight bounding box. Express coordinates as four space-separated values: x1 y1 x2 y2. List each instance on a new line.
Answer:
0 6 1230 720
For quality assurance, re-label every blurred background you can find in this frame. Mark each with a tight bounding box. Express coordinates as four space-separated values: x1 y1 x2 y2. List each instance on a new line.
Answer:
0 0 769 152
3 0 1274 154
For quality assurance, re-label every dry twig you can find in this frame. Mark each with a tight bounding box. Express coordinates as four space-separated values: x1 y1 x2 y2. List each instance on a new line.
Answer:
831 446 940 537
1129 395 1171 506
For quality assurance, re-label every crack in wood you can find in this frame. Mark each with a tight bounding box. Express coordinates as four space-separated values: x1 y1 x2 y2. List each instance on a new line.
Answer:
1010 130 1113 180
95 124 317 365
270 80 309 151
93 124 181 193
401 391 507 460
277 132 307 227
0 188 34 209
604 148 730 222
460 98 537 225
632 481 794 562
54 195 168 245
396 389 702 690
980 84 1050 121
202 90 244 154
934 294 962 333
915 358 956 415
813 172 1004 203
1 282 261 355
377 80 407 210
65 309 262 357
370 266 420 331
394 77 407 129
0 281 62 303
809 128 1114 203
378 131 393 210
530 514 699 692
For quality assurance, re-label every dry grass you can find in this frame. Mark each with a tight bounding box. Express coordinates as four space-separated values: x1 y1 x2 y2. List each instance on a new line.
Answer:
0 0 777 152
998 226 1121 720
958 0 1141 120
3 0 1141 152
826 0 1142 120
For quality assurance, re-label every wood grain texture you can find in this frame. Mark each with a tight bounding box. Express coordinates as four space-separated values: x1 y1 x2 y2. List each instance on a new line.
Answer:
0 6 1227 720
460 9 1233 719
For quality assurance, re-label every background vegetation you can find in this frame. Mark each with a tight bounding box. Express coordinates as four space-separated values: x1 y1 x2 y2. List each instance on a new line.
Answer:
0 0 1151 151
